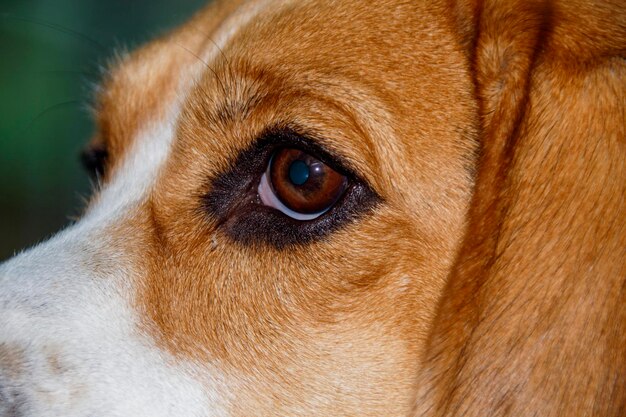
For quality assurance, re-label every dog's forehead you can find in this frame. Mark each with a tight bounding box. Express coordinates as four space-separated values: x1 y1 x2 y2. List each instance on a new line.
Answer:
93 7 218 165
95 0 289 166
96 0 474 196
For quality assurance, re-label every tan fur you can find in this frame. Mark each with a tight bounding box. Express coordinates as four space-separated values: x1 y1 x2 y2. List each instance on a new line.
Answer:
415 1 626 416
0 343 26 381
91 0 625 415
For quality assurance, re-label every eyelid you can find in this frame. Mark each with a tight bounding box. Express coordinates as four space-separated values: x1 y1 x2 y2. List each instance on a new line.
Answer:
260 128 356 177
258 172 330 221
203 127 383 248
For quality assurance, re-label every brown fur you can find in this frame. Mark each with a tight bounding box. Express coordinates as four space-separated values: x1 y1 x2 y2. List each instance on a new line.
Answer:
415 1 626 416
91 0 625 415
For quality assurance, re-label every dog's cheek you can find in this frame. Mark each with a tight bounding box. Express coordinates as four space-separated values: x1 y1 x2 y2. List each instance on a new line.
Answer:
138 188 441 413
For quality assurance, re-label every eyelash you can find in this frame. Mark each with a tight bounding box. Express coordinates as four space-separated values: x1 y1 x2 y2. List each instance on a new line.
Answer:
203 129 381 249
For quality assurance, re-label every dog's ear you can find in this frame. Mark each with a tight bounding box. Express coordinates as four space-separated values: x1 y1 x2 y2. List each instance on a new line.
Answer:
414 1 626 416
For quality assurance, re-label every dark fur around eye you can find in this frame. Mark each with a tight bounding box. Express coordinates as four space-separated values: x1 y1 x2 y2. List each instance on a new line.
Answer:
80 145 108 180
203 128 382 249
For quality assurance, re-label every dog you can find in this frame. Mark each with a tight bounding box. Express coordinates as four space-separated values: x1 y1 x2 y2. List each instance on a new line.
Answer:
1 0 624 416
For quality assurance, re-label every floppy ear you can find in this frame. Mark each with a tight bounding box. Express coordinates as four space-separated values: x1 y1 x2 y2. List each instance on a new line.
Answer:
414 1 626 416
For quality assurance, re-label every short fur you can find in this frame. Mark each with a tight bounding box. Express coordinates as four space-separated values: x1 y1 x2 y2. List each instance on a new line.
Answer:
0 0 624 416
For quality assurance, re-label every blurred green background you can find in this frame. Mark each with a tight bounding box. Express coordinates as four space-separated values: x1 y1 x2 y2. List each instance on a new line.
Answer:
0 0 207 260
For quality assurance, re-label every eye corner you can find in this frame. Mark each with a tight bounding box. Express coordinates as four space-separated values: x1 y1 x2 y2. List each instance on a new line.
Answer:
80 142 109 180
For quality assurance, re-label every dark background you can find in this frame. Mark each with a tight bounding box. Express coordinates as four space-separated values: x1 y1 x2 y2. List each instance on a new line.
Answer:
0 0 207 260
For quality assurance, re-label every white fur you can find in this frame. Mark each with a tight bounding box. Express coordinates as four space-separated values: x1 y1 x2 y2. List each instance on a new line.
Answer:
0 43 229 417
0 1 304 414
203 0 294 63
0 227 227 416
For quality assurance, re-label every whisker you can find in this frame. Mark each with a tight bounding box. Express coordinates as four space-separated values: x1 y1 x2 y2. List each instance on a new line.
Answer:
0 13 106 51
35 69 100 78
68 166 106 221
186 23 232 68
203 35 237 99
68 190 93 223
173 41 229 97
16 100 83 139
184 24 237 101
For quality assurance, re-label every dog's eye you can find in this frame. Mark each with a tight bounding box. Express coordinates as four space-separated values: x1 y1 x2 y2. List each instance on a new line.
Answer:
258 148 348 220
80 144 108 180
204 128 381 248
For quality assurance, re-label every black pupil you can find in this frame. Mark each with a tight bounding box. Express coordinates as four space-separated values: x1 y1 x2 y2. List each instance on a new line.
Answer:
270 148 348 215
289 160 310 186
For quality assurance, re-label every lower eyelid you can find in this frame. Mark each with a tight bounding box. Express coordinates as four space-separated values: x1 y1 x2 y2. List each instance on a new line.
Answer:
258 173 328 221
203 129 382 248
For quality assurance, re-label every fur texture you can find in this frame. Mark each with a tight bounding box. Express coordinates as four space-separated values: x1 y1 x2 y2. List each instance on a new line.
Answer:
0 1 624 416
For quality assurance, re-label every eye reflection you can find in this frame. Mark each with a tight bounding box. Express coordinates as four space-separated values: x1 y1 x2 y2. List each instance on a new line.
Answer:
258 148 348 220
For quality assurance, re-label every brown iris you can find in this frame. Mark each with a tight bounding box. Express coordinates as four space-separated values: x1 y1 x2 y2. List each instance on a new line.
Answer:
269 148 348 214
